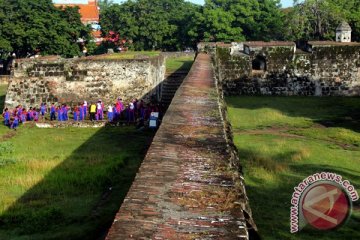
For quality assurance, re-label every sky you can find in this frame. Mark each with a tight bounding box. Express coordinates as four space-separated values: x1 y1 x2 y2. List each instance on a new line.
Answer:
110 0 295 8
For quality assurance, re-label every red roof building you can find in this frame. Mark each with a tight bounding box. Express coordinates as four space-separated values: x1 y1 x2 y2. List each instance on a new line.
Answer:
54 0 102 44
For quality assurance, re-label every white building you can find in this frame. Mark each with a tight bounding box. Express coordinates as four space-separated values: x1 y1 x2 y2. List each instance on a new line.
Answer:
336 21 352 43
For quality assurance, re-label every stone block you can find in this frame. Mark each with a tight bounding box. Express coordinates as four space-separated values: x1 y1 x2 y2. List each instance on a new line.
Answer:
5 55 166 109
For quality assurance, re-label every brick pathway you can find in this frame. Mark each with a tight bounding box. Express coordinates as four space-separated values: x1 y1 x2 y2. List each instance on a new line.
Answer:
106 54 250 240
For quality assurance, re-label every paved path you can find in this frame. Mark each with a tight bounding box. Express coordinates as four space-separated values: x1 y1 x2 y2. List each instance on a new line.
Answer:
106 54 250 240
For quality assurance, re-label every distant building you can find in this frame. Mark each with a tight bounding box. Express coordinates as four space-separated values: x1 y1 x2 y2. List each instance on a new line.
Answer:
53 0 102 44
336 21 352 43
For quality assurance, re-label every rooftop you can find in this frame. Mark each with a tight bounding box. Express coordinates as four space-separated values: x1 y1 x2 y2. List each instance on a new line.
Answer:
308 41 360 46
336 21 352 31
216 42 232 47
54 2 99 23
16 55 62 63
244 41 295 47
92 30 101 38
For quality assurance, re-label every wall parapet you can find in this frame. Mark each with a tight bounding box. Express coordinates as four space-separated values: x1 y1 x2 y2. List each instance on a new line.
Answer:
215 41 360 96
213 53 259 238
6 54 166 108
106 53 256 240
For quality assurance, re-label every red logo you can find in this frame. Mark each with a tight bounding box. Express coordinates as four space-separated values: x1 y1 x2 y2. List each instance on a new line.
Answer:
301 183 350 230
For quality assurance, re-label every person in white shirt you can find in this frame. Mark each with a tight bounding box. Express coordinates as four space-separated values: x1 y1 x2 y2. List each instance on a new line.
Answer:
83 101 88 119
96 100 103 120
128 102 135 123
107 105 114 121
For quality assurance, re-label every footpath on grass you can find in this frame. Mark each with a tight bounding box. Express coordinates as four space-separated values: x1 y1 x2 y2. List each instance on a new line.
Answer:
105 53 254 240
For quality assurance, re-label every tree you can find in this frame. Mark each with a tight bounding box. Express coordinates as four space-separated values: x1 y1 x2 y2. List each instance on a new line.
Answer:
173 2 202 49
99 0 114 12
100 2 140 49
0 0 91 58
100 0 200 51
192 0 284 42
0 0 13 59
283 0 360 41
197 0 244 42
250 0 285 40
326 0 360 41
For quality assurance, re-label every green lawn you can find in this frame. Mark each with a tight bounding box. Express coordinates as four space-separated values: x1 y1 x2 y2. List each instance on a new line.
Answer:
0 53 196 239
0 82 155 239
165 55 195 73
226 96 360 240
102 51 160 60
0 126 154 240
0 84 7 111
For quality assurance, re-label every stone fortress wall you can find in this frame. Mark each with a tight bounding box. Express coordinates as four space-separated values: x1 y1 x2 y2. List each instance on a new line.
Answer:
5 54 166 108
213 41 360 96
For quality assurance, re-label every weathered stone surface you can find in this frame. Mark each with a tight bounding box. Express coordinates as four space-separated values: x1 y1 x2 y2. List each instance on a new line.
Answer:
35 120 106 128
105 54 254 240
6 55 166 108
215 43 360 96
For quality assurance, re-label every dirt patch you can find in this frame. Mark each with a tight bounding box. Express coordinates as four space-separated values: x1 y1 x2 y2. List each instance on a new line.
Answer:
175 187 238 212
234 127 306 139
1 130 17 141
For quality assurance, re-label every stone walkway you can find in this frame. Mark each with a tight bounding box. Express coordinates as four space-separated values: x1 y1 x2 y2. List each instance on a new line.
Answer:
106 54 251 240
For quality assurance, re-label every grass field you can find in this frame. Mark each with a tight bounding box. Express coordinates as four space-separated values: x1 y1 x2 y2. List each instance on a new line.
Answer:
165 55 195 74
226 96 360 240
0 53 194 239
0 84 7 111
102 51 160 60
0 84 155 239
0 126 155 240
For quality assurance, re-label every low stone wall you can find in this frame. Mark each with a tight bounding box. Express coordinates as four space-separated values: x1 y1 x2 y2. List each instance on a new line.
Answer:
216 43 360 96
162 52 195 59
34 121 106 128
5 55 166 108
106 53 255 239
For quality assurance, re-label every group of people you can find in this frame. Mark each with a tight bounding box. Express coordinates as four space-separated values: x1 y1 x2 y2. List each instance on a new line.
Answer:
2 97 164 130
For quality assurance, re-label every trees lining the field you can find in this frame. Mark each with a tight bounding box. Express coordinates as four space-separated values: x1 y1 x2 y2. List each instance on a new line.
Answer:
0 0 91 59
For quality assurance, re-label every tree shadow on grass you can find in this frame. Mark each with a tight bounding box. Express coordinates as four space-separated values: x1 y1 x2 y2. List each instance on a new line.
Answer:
0 57 195 240
237 148 360 240
173 60 195 73
0 127 155 240
226 96 360 133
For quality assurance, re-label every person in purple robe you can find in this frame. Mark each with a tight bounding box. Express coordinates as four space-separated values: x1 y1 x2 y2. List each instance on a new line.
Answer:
3 108 10 126
11 116 19 130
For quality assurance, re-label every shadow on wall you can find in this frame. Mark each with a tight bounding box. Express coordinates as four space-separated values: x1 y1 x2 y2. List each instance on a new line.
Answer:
160 59 195 111
348 85 360 96
226 96 360 133
0 59 194 239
